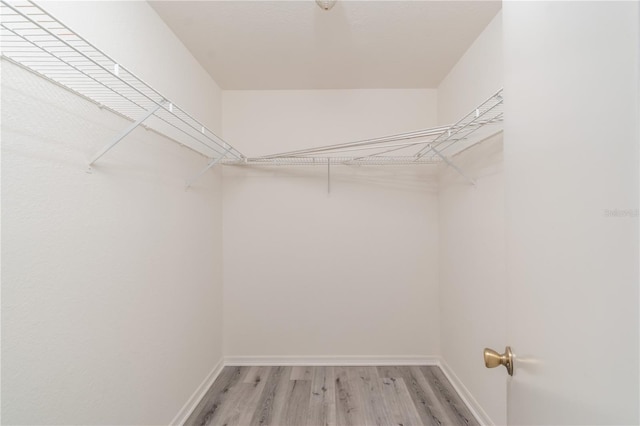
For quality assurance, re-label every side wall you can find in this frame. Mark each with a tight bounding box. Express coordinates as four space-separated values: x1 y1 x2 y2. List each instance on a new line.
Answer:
436 12 507 425
222 89 441 359
1 2 225 424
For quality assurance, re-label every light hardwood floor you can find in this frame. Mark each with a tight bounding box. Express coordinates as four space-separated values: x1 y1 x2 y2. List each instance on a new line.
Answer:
185 366 479 426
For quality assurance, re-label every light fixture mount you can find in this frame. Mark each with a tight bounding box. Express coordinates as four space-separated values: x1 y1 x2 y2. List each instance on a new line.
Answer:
316 0 337 11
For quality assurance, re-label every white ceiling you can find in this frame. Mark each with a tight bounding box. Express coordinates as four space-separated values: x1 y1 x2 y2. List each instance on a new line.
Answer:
150 1 501 90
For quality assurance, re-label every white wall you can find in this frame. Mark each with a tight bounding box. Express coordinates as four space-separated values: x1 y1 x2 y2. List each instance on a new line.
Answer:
503 2 638 424
438 12 503 125
437 12 506 425
1 2 226 424
222 89 441 358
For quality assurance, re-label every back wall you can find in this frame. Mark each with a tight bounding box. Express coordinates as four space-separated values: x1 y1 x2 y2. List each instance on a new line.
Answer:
222 89 441 358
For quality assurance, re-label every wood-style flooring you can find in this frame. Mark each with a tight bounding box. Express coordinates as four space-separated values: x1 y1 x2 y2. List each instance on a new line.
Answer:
185 366 479 426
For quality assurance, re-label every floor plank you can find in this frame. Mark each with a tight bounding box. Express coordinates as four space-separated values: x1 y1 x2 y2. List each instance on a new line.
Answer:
376 365 404 379
379 376 423 426
347 367 391 426
229 367 272 426
277 379 312 426
248 366 291 426
187 365 478 426
335 366 365 426
420 366 479 426
291 366 314 381
185 366 246 426
212 382 253 426
307 366 336 426
395 366 450 426
243 366 265 384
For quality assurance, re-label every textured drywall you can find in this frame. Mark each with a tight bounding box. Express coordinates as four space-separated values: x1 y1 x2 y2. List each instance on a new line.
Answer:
436 12 507 425
222 89 441 358
1 1 226 422
438 12 503 125
437 135 506 425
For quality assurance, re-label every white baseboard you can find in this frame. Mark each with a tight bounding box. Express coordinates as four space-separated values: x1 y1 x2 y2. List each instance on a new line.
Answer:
169 358 224 426
438 360 494 426
224 355 440 366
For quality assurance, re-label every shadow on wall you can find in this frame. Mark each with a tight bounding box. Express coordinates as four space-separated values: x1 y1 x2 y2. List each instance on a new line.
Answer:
438 133 504 188
2 61 217 191
223 163 439 193
506 377 613 425
222 135 504 195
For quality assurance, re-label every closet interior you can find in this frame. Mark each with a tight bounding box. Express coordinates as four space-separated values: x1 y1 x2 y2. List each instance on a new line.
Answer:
2 1 638 425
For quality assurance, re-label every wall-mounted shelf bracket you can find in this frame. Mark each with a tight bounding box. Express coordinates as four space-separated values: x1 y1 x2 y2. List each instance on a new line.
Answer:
185 146 233 190
89 100 167 166
429 144 476 186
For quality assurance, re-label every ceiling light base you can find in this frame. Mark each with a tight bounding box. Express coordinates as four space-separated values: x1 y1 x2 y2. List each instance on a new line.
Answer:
316 0 337 11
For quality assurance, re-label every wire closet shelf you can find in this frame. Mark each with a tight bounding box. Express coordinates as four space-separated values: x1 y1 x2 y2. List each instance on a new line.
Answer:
0 0 244 174
1 0 504 178
237 88 503 167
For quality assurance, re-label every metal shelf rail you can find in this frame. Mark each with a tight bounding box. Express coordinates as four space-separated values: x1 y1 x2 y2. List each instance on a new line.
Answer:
226 89 503 185
0 0 245 188
1 0 503 187
233 89 503 167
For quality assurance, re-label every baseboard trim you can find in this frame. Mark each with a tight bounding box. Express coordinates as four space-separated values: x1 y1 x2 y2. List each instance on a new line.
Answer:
438 360 494 426
169 358 224 426
224 355 440 366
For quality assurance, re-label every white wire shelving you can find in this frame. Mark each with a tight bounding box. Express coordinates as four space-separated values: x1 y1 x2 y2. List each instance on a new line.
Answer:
232 89 503 171
225 89 503 186
1 0 504 187
0 0 244 187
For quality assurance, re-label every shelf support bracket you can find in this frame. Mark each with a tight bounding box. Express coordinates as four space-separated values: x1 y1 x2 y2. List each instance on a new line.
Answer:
429 144 476 186
89 100 166 166
185 146 233 190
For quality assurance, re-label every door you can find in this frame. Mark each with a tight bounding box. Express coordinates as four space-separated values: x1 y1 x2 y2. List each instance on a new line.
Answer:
503 2 639 424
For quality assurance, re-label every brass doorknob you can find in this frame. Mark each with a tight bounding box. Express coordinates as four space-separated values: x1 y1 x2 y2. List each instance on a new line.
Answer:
483 346 514 376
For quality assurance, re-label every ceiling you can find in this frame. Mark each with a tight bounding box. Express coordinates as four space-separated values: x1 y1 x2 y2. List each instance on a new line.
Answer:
150 1 501 90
